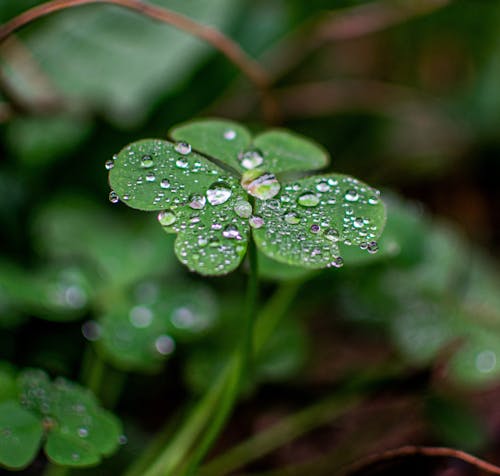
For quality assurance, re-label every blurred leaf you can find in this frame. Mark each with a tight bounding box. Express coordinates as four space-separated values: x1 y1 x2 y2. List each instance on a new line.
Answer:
257 250 315 282
15 0 242 125
0 401 43 470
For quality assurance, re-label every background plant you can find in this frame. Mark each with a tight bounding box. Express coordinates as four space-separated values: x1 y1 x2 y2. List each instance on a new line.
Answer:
1 1 500 475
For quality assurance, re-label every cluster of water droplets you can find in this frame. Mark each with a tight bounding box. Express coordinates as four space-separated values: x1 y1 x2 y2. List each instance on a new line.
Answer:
253 175 382 268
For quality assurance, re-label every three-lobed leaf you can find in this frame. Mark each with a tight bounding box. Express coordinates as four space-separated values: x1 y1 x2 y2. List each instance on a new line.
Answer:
109 119 386 276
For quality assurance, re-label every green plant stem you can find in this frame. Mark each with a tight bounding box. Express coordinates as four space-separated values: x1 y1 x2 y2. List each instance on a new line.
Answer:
199 392 362 476
42 463 70 476
80 346 106 397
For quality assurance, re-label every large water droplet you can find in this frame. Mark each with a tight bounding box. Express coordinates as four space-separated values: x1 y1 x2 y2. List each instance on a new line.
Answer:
239 149 264 169
160 179 171 189
189 194 206 210
155 335 175 355
224 129 236 140
345 189 359 202
234 200 252 218
249 216 264 228
158 210 176 226
141 155 154 168
175 142 192 155
109 191 119 204
222 225 242 240
297 192 319 207
207 183 232 205
284 212 301 225
241 170 280 200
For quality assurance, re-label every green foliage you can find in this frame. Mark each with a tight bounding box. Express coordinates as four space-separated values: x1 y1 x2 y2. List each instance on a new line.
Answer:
109 119 386 275
0 368 122 470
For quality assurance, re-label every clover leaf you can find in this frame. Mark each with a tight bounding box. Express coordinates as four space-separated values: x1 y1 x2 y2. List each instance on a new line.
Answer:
108 119 386 276
0 368 122 470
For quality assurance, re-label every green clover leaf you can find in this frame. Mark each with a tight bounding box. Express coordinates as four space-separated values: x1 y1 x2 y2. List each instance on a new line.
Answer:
0 368 122 470
109 119 386 276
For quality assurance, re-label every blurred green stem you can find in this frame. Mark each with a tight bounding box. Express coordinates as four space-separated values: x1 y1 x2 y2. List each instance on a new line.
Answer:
42 463 70 476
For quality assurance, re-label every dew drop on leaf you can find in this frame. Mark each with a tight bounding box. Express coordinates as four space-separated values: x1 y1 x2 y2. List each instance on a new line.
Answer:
234 200 252 218
140 155 154 168
207 182 232 205
324 228 339 241
241 170 280 199
344 189 359 202
105 159 114 170
224 129 236 140
175 141 192 155
297 192 319 207
249 215 264 228
176 158 189 169
160 179 171 189
284 212 301 224
315 181 330 192
239 148 264 169
146 172 156 182
222 224 242 240
310 224 320 233
353 217 364 228
188 194 206 210
109 191 119 203
158 210 176 226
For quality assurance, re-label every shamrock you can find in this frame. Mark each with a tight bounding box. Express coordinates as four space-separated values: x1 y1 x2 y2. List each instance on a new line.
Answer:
108 119 386 276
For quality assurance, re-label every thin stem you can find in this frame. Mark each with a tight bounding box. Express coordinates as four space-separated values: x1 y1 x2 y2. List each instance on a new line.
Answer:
200 393 362 476
0 0 269 91
80 346 105 397
42 463 70 476
340 445 500 476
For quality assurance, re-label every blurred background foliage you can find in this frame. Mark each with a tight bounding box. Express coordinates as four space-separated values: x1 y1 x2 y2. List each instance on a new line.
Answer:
1 0 500 474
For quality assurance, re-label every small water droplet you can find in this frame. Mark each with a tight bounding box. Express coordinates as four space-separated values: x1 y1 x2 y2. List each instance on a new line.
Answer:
353 217 364 228
315 181 330 192
109 191 119 204
188 194 206 210
234 200 252 218
207 183 232 205
175 142 192 155
297 192 319 207
176 158 188 169
222 225 242 240
224 129 236 140
160 179 171 189
241 170 280 200
146 172 156 182
71 453 80 461
366 241 378 254
141 155 154 168
324 228 339 242
331 256 344 268
249 216 264 228
284 212 301 225
155 335 175 355
78 427 89 438
368 196 379 205
158 210 176 226
345 189 359 202
239 149 264 169
476 350 496 373
130 305 153 328
118 435 128 445
105 159 115 170
310 224 320 233
82 321 101 341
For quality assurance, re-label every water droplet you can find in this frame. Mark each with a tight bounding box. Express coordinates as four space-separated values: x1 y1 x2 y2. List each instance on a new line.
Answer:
176 158 188 169
476 350 496 373
207 183 232 205
160 179 171 189
105 159 114 170
158 210 176 226
331 256 344 268
234 200 252 218
71 453 80 461
109 191 119 204
82 321 101 341
129 306 153 328
353 217 364 228
324 228 339 241
316 181 330 192
188 194 206 210
366 241 379 254
297 192 319 207
118 435 128 445
368 196 379 205
141 155 154 168
224 129 236 140
249 216 264 228
155 335 175 355
310 224 320 233
241 170 280 200
222 225 242 240
239 148 264 169
78 427 89 438
284 212 301 225
175 142 192 155
345 189 359 202
146 172 156 182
